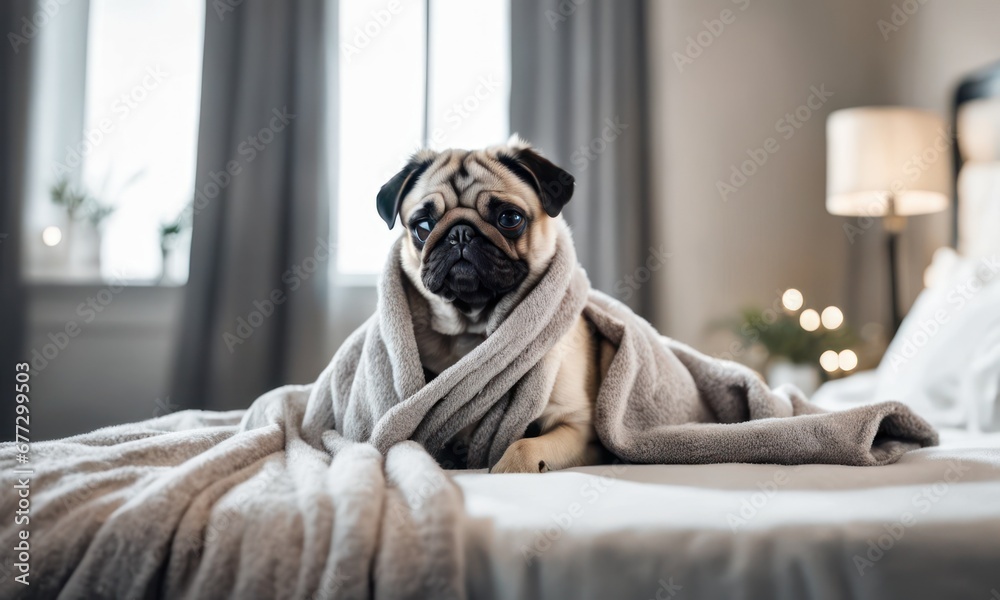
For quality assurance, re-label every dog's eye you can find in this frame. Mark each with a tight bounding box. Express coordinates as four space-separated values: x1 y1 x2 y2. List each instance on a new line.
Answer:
497 210 524 232
411 219 433 242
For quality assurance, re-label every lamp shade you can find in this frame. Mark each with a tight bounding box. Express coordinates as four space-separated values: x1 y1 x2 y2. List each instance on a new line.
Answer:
826 107 951 217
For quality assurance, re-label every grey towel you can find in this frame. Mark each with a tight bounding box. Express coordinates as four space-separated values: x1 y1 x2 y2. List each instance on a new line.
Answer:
319 226 938 468
0 225 937 599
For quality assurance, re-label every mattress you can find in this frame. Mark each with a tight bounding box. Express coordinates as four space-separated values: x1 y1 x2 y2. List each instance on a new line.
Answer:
452 429 1000 600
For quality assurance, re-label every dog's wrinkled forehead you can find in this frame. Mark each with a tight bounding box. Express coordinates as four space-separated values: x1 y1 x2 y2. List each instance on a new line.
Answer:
399 148 539 223
375 139 575 234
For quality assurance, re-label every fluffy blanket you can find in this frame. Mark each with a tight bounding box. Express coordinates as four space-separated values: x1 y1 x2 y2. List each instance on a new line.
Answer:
0 227 937 599
318 228 938 468
1 397 464 599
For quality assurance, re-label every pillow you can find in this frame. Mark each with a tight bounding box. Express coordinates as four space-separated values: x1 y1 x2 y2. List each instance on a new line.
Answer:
958 98 1000 162
958 162 1000 260
874 247 1000 431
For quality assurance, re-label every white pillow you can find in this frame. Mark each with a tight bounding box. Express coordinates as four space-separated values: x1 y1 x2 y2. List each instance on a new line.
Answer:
958 163 1000 260
874 247 1000 431
958 98 1000 162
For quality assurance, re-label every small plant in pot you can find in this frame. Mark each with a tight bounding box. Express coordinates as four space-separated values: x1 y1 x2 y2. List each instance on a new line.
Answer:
158 206 191 284
49 177 117 277
719 289 859 396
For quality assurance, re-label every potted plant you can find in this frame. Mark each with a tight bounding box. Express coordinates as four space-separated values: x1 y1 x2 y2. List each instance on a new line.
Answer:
49 172 144 279
719 290 858 395
157 207 191 284
49 177 115 277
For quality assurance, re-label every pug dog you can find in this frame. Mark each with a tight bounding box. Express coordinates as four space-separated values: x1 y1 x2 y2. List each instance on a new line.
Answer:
376 138 614 473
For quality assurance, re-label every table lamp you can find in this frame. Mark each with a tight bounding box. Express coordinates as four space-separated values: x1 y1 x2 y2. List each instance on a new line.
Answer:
826 107 951 330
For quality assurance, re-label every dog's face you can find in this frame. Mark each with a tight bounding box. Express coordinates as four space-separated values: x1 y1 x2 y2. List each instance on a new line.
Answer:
376 140 575 329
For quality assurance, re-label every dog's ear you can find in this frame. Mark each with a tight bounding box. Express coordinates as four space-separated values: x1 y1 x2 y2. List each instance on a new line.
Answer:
376 156 434 229
498 147 575 217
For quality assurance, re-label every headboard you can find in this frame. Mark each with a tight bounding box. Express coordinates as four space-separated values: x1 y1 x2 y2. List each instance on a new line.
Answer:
951 60 1000 251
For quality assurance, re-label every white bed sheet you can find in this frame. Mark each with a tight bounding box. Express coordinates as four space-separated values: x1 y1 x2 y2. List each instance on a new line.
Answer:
452 429 1000 599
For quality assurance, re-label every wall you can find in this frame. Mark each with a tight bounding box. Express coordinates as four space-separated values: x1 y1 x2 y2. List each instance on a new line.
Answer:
26 285 182 440
648 0 1000 356
25 275 377 441
881 0 1000 303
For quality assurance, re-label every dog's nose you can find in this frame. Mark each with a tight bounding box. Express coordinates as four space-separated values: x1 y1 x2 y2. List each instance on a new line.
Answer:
448 224 477 246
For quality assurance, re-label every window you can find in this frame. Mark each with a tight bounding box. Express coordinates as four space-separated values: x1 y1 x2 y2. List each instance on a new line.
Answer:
24 0 204 284
336 0 510 276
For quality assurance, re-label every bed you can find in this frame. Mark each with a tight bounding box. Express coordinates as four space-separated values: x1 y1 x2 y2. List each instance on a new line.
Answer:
5 67 1000 600
454 429 1000 599
448 63 1000 599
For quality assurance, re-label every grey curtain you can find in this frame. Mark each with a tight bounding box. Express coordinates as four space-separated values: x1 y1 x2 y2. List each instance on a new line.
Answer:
171 0 332 410
0 0 34 440
510 0 652 316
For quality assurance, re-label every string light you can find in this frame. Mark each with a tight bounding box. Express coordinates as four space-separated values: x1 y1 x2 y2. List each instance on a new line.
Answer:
838 349 858 371
821 306 844 329
781 288 804 311
799 309 821 331
42 226 62 247
819 350 839 372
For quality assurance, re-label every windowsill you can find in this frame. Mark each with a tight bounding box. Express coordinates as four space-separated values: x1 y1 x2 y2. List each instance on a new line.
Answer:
23 276 186 289
332 272 379 287
23 263 188 289
24 252 190 289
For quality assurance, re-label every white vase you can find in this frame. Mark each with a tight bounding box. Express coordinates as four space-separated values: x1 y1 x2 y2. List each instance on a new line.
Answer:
766 360 820 397
67 221 102 279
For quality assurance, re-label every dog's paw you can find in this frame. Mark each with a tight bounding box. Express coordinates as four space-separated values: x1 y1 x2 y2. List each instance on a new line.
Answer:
490 439 551 474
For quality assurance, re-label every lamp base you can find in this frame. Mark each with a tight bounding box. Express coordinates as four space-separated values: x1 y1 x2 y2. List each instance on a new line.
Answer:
884 196 906 334
887 229 902 333
883 213 907 234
